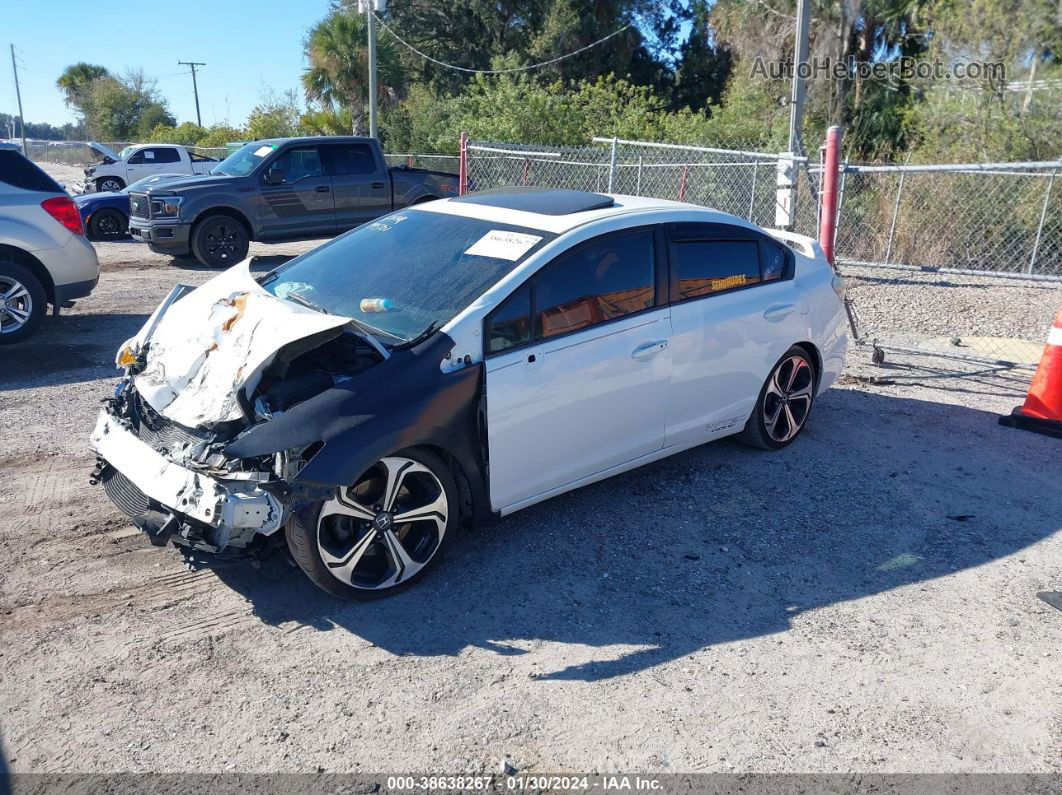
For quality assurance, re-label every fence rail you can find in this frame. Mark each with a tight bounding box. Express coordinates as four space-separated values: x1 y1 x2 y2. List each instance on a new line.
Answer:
464 135 1062 374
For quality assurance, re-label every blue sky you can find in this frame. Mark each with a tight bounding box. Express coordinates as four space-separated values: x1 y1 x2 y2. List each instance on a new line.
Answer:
4 0 334 128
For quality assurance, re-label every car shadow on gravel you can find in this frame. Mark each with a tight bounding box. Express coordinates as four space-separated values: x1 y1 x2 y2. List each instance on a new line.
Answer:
209 388 1061 681
0 312 148 390
166 255 295 274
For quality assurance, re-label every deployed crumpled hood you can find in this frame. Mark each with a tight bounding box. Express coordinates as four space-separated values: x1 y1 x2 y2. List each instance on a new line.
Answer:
130 261 351 429
88 141 121 161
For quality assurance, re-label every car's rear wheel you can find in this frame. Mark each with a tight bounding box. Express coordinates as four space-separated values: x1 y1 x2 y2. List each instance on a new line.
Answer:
191 215 250 268
89 208 128 239
0 258 47 344
287 448 458 599
96 176 124 193
740 346 817 450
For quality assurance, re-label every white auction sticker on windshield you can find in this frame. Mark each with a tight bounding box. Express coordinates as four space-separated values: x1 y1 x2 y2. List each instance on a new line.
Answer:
465 230 542 261
254 145 274 157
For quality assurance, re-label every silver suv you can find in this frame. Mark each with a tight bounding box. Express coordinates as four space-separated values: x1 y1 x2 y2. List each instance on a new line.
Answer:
0 150 100 343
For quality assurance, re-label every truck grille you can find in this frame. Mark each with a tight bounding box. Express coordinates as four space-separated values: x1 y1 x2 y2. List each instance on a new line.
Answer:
129 193 150 219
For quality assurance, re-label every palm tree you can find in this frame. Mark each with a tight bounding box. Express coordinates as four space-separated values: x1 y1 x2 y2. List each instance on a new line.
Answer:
56 63 111 107
302 8 406 134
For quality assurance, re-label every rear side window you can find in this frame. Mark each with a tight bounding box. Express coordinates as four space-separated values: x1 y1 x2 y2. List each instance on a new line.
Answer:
671 240 761 300
532 229 655 339
0 151 63 193
760 239 787 281
148 148 181 164
328 144 378 176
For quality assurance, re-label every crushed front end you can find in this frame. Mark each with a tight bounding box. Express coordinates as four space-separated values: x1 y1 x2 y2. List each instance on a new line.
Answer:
88 262 385 555
89 386 287 552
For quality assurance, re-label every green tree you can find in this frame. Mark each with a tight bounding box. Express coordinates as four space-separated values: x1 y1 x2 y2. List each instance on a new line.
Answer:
56 62 111 128
303 7 406 134
87 71 174 140
146 121 207 145
198 125 247 147
246 89 302 139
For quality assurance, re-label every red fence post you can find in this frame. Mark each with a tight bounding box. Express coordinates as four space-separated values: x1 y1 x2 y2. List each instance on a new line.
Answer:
819 125 843 264
458 132 468 196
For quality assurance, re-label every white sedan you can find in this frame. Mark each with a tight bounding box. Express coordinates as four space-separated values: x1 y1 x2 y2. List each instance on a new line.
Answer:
90 188 848 598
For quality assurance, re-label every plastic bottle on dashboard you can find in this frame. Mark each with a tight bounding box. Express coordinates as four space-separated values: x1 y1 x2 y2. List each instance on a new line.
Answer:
360 298 394 313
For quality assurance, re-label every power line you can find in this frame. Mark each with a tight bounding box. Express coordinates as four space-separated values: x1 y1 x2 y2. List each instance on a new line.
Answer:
370 10 640 75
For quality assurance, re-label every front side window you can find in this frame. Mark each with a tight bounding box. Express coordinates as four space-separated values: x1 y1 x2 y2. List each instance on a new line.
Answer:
261 211 554 345
270 147 323 182
532 229 655 340
128 150 146 164
670 240 761 301
486 284 531 353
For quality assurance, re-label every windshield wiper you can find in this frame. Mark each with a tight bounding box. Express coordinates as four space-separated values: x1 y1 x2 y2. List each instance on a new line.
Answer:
392 320 440 351
283 292 329 314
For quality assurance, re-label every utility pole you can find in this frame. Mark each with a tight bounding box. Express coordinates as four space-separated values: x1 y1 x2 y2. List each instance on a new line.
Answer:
178 61 205 127
10 45 27 156
786 0 811 155
358 0 385 138
776 0 810 229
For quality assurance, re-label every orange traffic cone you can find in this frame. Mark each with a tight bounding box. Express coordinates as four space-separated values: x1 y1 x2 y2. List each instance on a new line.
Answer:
999 307 1062 438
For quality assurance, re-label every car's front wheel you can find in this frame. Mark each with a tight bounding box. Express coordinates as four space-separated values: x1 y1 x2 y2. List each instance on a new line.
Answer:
0 258 46 344
96 176 125 193
741 346 817 450
191 215 250 268
287 448 458 599
89 208 128 239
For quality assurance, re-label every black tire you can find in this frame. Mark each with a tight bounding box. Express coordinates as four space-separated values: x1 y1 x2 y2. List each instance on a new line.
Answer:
0 257 47 344
95 176 125 193
740 345 818 450
190 214 250 268
89 208 128 239
287 447 459 600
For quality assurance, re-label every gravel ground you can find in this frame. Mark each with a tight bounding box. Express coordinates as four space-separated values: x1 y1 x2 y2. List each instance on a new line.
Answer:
0 163 1059 775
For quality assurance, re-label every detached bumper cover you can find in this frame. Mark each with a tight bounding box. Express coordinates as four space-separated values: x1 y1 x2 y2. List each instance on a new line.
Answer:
89 411 282 536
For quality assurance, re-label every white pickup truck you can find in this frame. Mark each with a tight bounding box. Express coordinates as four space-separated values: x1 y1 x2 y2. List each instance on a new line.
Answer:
78 143 218 194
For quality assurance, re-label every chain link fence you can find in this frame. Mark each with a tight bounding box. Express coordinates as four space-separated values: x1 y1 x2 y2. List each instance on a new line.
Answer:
465 136 1062 375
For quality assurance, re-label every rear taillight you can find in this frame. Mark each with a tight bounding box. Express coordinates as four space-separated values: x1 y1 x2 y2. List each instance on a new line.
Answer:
40 196 84 236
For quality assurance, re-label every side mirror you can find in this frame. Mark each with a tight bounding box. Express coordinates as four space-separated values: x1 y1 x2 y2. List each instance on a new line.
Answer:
264 168 284 186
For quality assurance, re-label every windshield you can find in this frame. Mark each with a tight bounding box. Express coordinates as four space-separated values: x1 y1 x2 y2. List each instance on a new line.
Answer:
118 146 135 160
261 210 554 343
211 141 278 176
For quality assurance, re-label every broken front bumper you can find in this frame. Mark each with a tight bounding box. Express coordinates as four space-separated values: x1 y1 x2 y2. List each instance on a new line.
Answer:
89 411 283 550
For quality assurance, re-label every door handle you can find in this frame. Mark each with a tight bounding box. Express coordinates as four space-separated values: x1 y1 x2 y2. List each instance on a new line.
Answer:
371 182 386 189
315 185 331 192
763 303 796 321
631 339 668 361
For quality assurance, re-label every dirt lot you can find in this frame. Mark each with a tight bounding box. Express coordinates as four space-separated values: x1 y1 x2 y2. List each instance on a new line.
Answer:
0 164 1060 775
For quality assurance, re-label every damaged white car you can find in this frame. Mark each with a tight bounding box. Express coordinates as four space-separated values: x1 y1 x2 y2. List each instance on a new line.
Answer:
90 188 848 599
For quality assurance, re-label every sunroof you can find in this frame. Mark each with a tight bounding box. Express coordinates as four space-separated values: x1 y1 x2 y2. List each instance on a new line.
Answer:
452 187 615 216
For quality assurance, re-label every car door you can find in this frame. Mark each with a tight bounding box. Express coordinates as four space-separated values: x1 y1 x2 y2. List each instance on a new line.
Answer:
257 145 336 238
485 226 672 511
664 223 805 448
125 149 163 182
324 142 392 230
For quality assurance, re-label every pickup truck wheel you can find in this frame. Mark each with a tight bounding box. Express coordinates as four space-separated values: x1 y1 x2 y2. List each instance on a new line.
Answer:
0 259 47 344
96 176 125 193
191 215 250 268
89 209 128 239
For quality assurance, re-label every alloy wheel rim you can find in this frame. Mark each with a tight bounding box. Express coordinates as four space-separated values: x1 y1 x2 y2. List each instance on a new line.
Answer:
101 180 121 192
0 276 32 333
316 456 448 590
205 223 240 262
763 354 814 443
98 212 121 235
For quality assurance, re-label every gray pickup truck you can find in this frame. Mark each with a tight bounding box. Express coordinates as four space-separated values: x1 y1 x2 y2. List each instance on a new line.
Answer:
127 136 459 267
